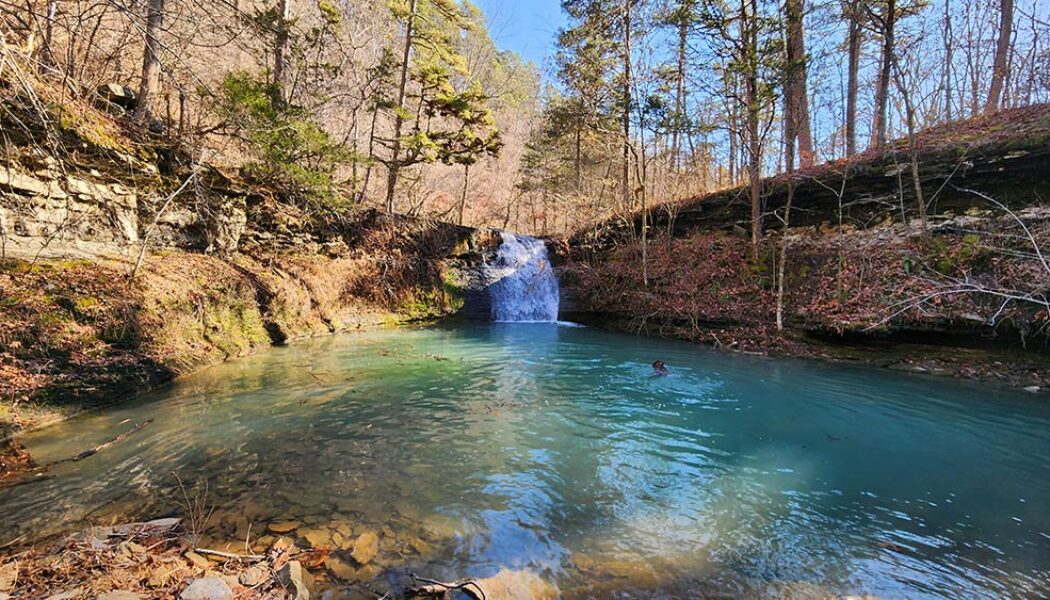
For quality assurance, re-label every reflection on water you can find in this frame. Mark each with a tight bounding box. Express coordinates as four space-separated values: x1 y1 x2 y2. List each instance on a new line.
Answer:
2 324 1049 598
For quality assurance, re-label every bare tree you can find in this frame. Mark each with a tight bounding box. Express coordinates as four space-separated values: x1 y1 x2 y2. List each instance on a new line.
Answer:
273 0 291 101
985 0 1015 113
384 0 418 213
134 0 165 122
844 0 862 156
784 0 814 168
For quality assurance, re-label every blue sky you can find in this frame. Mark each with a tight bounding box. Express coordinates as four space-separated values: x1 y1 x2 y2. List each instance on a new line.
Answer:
473 0 566 74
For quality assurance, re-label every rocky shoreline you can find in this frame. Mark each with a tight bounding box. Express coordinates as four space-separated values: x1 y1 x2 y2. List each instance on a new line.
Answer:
1 516 557 600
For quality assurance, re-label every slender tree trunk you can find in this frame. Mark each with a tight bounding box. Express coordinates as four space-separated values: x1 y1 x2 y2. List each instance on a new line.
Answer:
621 0 633 214
458 164 470 226
871 0 895 149
845 0 861 156
776 179 794 331
744 0 762 260
134 0 165 122
672 7 688 171
985 0 1014 113
385 0 418 214
273 0 290 101
39 0 58 68
942 0 954 122
892 57 928 232
727 72 738 183
574 121 582 193
359 108 380 203
785 0 813 168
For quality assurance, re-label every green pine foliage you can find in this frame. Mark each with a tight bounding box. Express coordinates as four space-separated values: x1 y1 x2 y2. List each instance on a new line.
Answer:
210 71 352 205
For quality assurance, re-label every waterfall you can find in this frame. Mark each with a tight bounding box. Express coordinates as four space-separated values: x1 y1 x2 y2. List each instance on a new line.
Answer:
486 233 560 322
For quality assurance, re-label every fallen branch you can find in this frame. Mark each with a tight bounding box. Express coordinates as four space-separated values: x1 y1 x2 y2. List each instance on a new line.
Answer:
0 419 154 488
407 573 487 600
192 548 265 561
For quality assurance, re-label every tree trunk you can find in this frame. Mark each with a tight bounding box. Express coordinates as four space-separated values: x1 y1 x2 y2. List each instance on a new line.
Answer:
985 0 1013 113
871 0 895 149
776 179 794 331
134 0 165 122
385 0 418 214
785 0 813 168
672 6 688 171
39 0 58 68
892 56 928 232
942 0 954 122
458 164 470 226
744 0 762 260
621 0 633 215
845 0 861 156
574 121 582 193
273 0 291 101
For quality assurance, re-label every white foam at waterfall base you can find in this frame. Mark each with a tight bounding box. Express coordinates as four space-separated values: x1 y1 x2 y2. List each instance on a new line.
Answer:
487 233 560 322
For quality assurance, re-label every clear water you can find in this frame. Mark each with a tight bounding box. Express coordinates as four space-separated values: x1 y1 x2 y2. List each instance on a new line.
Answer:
3 324 1049 599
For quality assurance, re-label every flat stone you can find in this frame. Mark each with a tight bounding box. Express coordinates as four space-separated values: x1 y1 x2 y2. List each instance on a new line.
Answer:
352 564 381 582
97 592 142 600
1024 386 1041 393
277 561 313 600
0 169 50 196
473 570 558 600
331 521 353 538
238 565 269 587
325 557 356 582
267 521 302 534
184 551 211 570
407 537 432 555
300 527 333 548
350 532 378 565
180 577 234 600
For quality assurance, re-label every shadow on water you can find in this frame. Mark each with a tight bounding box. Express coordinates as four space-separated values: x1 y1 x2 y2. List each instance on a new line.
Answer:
2 324 1049 599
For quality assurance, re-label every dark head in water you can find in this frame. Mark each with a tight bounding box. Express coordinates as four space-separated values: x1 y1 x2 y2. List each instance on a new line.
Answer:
652 360 669 375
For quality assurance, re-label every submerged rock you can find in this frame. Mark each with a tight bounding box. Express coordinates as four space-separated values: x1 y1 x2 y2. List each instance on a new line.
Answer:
324 557 357 582
268 521 302 534
350 532 379 565
180 577 233 600
473 570 558 600
300 527 334 548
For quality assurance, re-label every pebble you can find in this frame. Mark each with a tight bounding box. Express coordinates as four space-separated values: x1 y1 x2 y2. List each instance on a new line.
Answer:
180 577 234 600
238 565 269 587
267 521 302 534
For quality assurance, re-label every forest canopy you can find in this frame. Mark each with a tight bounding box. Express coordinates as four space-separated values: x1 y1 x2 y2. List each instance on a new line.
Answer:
1 0 1047 235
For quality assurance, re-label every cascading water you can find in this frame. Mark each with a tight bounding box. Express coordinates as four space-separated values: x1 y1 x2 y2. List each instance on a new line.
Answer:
486 233 560 322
